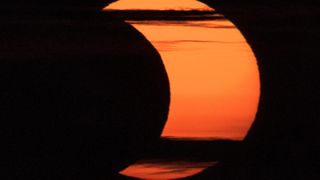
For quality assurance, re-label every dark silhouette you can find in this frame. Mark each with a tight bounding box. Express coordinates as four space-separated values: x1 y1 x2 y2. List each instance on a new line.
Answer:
1 1 169 179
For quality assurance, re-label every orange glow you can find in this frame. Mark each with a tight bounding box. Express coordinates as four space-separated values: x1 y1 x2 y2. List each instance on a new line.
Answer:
130 20 260 140
105 1 260 141
104 0 212 11
120 160 216 180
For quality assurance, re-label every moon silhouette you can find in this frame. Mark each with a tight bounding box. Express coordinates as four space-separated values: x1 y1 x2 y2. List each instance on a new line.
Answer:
105 0 260 140
2 2 170 178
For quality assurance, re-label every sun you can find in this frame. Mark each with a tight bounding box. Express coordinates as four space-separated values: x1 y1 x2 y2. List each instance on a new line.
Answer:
104 0 260 140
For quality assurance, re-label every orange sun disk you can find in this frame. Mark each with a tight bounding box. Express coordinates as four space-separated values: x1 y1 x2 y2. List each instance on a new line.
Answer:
104 0 260 141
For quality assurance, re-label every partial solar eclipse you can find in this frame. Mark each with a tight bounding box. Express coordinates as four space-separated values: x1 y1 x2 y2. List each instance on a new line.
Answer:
104 0 260 140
